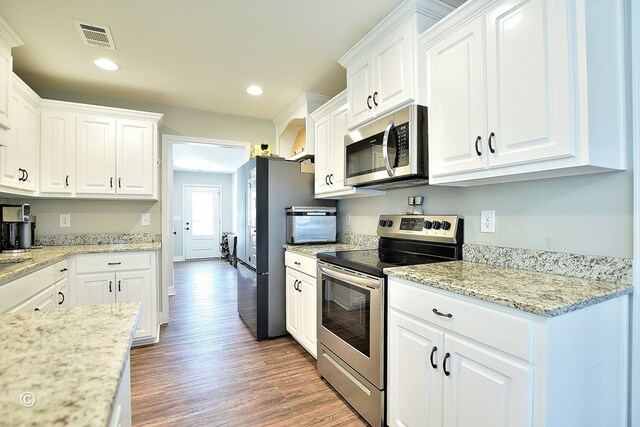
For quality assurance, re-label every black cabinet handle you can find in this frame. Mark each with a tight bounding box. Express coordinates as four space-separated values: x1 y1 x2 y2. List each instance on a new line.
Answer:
488 132 496 153
367 95 372 110
58 291 65 305
110 177 113 188
430 346 438 369
372 91 378 106
474 136 482 156
108 262 122 266
60 268 68 272
293 279 299 291
118 177 121 188
443 352 451 376
329 174 333 185
173 231 177 235
109 281 113 292
325 175 330 185
65 175 69 187
34 307 40 311
118 280 121 292
18 168 25 181
432 308 453 318
294 261 301 266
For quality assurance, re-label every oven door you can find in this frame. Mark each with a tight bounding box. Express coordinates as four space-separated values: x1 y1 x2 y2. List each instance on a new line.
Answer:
317 262 384 388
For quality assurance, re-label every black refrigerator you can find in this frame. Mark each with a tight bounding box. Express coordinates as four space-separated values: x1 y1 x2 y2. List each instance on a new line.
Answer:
235 156 329 340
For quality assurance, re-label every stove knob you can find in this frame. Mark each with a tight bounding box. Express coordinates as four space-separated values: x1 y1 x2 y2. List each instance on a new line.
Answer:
441 221 451 230
379 220 385 227
432 221 442 230
386 220 393 227
423 220 433 229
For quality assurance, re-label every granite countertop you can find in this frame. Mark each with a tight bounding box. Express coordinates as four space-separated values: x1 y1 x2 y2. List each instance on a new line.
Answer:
0 302 141 427
0 242 161 286
385 261 633 317
283 243 375 256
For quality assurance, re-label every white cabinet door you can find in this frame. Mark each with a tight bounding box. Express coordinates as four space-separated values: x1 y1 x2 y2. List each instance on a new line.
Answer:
75 272 114 306
116 119 155 196
17 96 38 192
313 113 331 195
116 269 153 341
387 308 444 427
285 268 300 338
346 54 375 128
485 0 573 169
442 335 533 427
76 114 116 195
8 298 33 313
428 18 487 178
0 44 11 130
298 272 317 358
328 103 348 190
40 110 75 195
0 91 20 188
373 24 414 116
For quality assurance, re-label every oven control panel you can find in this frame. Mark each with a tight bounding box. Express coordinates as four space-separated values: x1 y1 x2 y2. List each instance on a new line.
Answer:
376 214 463 243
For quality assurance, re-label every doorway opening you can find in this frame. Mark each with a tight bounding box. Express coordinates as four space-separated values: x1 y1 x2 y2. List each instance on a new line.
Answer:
160 135 250 322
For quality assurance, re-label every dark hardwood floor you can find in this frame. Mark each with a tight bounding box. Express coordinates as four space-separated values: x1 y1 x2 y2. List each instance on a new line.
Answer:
130 260 367 426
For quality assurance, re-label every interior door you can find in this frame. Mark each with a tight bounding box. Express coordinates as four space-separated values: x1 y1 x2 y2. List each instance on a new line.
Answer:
184 184 221 260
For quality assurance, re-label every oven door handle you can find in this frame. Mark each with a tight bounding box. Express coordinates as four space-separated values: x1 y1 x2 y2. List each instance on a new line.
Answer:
382 120 395 177
318 263 380 290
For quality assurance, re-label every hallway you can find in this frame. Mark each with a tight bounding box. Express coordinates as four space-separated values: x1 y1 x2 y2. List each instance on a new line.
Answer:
130 260 366 426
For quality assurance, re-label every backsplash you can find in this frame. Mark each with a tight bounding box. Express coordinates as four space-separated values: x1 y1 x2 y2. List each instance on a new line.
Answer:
339 233 632 285
36 233 161 247
463 244 633 285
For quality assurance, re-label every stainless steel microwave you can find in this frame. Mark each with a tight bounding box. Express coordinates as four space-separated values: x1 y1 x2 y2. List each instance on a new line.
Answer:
344 104 428 189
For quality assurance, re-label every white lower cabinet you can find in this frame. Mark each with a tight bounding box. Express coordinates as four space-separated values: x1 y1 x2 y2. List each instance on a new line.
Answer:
72 252 158 345
285 251 317 358
387 276 629 427
108 355 132 427
0 260 68 314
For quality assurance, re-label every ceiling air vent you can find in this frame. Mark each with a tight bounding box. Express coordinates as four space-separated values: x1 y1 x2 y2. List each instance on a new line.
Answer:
74 21 116 50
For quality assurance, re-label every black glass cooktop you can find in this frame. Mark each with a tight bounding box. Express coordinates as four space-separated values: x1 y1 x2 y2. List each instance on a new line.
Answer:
317 247 452 278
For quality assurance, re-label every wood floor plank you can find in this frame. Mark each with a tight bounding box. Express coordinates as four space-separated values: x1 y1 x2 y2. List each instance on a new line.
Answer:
130 260 367 426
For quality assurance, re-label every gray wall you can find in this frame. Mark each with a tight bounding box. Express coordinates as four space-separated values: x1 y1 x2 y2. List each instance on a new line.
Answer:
338 169 633 258
4 87 275 237
172 171 233 259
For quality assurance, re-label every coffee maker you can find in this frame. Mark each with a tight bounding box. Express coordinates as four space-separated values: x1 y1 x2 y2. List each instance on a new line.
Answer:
1 204 36 253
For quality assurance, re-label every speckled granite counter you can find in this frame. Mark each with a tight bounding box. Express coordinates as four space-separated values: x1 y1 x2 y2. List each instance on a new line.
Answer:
385 261 632 317
283 243 375 256
0 302 140 427
0 242 161 286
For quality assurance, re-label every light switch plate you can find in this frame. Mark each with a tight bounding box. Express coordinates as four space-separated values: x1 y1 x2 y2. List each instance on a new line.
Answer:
141 213 151 226
60 214 71 228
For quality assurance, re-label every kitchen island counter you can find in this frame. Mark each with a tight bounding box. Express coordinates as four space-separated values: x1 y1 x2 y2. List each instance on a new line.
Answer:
0 242 161 286
385 261 632 317
0 302 140 426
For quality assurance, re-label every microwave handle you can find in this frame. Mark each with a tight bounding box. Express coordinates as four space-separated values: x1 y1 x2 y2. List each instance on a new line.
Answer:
382 120 395 177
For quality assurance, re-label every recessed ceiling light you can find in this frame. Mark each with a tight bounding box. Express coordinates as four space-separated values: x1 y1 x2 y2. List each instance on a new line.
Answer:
94 58 120 71
246 85 263 96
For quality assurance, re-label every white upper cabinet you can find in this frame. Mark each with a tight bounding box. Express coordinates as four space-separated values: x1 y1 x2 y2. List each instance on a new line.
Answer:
39 100 162 199
424 0 628 185
0 74 40 195
311 90 383 199
0 15 23 131
339 0 453 130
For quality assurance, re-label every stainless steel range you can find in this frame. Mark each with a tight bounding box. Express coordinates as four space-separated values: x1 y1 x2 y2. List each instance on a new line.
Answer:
316 214 463 426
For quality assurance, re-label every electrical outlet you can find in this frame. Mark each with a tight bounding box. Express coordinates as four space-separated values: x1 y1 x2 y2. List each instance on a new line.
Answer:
480 210 495 233
345 213 351 226
60 214 71 228
141 213 151 226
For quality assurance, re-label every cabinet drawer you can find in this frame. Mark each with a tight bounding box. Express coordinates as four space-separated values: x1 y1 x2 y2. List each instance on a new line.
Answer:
75 252 152 273
285 251 317 278
389 277 534 362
